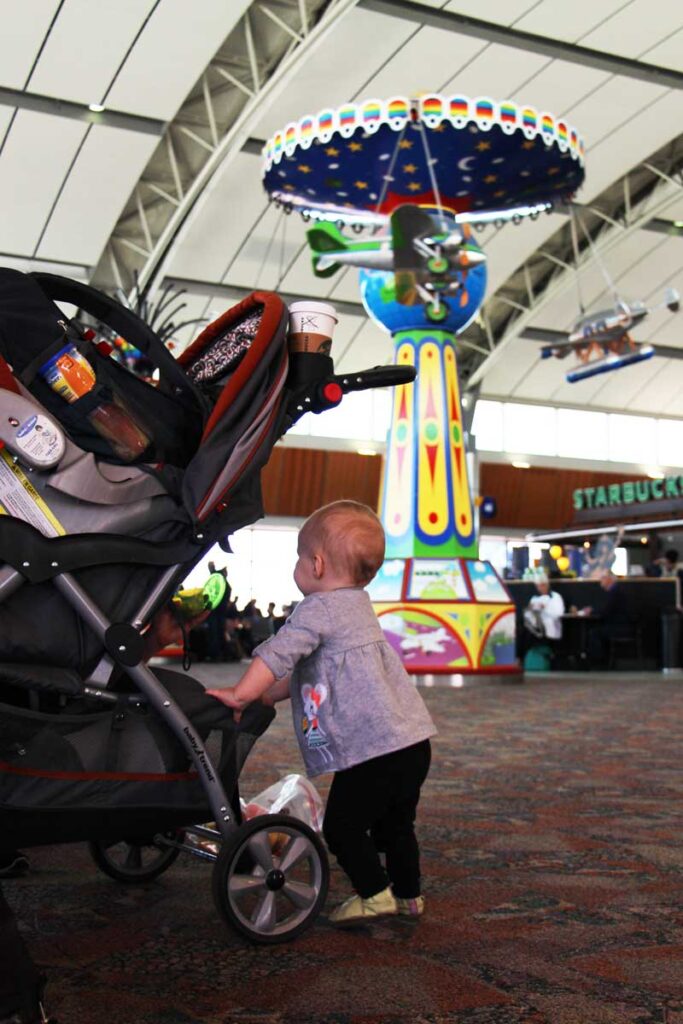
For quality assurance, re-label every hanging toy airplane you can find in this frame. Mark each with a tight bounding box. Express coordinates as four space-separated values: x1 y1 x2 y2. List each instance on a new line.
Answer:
539 288 680 383
306 204 486 321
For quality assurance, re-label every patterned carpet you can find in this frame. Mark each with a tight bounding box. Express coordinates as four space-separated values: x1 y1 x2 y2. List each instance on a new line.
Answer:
6 669 683 1024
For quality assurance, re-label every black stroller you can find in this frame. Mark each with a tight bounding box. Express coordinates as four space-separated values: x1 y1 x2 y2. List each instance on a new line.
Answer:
0 268 414 966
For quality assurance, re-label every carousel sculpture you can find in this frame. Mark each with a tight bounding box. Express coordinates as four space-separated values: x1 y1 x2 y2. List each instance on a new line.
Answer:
263 95 585 676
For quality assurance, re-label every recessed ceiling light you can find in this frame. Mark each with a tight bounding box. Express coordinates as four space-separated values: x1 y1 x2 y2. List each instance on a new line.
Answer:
357 447 378 456
89 103 105 113
511 460 530 469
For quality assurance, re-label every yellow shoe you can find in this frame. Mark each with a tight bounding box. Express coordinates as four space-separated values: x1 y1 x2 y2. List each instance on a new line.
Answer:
329 886 398 925
395 895 425 917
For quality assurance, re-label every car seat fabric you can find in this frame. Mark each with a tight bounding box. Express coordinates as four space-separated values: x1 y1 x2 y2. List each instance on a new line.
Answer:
179 291 289 521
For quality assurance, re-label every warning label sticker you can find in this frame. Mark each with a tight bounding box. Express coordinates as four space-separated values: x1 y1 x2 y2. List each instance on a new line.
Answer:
0 449 65 537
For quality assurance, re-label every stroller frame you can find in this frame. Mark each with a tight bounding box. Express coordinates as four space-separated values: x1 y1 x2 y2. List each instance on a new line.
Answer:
0 271 415 950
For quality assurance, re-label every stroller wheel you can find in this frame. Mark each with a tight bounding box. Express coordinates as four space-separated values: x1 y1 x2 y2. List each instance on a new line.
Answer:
88 831 183 884
212 813 328 944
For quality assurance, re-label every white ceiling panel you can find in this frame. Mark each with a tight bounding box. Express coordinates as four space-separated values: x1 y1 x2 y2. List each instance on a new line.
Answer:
336 315 393 373
439 41 550 97
0 1 60 90
250 9 415 139
0 110 87 256
443 0 544 25
577 355 668 409
28 0 157 107
167 152 272 283
106 0 252 120
0 107 15 147
36 125 158 266
581 90 683 202
480 336 540 395
225 201 310 293
630 360 683 414
362 26 487 99
504 60 610 122
280 240 333 297
580 0 683 59
512 0 630 43
607 238 683 303
527 230 671 333
641 25 683 70
327 266 367 304
482 212 564 295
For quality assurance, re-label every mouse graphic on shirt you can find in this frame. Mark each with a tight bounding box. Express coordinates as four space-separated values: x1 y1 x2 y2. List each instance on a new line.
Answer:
301 683 333 763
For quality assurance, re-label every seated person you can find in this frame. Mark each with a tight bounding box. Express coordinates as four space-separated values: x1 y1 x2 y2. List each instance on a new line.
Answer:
518 575 565 662
582 570 631 669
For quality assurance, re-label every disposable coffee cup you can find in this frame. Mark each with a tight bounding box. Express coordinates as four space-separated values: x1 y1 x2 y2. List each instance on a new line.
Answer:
287 300 338 355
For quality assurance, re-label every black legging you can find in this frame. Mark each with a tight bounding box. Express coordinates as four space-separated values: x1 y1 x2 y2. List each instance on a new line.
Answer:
323 739 431 899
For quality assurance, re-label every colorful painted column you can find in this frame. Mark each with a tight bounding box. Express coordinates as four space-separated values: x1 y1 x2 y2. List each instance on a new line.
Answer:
361 257 519 677
381 329 476 560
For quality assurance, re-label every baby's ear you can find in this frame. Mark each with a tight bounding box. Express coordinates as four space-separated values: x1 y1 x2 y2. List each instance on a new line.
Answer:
313 552 325 578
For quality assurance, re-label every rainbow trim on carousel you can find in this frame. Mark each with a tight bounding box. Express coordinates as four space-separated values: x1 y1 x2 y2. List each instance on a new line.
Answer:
262 93 586 172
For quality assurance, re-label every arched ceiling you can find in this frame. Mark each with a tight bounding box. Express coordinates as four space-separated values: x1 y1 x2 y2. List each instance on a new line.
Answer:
1 0 682 416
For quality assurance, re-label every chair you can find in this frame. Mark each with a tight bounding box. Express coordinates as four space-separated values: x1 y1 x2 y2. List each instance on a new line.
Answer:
607 625 643 669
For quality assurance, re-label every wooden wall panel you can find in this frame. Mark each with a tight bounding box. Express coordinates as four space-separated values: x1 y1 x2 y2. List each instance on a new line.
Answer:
261 447 383 517
479 463 650 530
262 450 654 530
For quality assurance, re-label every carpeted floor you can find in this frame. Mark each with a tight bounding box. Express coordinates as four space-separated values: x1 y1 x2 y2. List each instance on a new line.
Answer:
6 669 683 1024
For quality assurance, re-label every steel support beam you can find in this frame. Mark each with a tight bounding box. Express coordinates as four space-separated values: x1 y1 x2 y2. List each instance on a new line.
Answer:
94 0 358 297
358 0 683 90
0 85 165 136
164 275 365 318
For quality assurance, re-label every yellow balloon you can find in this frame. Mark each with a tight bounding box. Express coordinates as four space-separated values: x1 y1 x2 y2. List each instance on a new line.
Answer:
549 545 563 560
556 555 570 572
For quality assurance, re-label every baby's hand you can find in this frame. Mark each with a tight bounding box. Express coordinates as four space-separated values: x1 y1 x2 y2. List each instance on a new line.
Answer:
206 687 245 721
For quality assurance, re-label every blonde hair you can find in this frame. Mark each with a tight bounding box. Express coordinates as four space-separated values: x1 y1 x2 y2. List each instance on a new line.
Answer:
300 500 385 585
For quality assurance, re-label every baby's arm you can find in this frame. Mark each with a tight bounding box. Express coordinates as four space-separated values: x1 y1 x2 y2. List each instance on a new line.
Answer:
262 675 291 706
207 656 276 711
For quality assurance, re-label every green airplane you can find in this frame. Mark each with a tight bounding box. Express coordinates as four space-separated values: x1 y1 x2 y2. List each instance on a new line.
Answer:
306 204 486 280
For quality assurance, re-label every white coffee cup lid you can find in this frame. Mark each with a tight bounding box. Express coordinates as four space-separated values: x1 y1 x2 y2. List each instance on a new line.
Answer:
288 300 338 320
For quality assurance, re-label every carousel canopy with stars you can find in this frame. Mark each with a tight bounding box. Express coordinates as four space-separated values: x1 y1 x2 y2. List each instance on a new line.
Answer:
262 94 586 222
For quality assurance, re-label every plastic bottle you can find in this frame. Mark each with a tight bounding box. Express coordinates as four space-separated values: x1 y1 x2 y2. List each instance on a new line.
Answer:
38 343 151 462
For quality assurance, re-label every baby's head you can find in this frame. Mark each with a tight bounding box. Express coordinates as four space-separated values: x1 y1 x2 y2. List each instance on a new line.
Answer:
295 500 385 595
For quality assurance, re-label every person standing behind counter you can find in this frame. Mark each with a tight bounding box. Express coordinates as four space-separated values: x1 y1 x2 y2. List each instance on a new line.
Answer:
518 575 565 663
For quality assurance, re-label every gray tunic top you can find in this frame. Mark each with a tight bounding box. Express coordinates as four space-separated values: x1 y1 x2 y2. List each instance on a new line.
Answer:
253 588 436 777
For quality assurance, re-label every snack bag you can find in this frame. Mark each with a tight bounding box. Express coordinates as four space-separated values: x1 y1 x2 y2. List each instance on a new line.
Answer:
240 773 324 832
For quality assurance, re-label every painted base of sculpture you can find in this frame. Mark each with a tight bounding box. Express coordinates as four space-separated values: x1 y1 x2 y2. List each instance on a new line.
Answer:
369 556 520 676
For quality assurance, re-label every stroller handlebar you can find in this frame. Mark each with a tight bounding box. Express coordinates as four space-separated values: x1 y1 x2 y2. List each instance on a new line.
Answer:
285 360 416 421
335 364 416 394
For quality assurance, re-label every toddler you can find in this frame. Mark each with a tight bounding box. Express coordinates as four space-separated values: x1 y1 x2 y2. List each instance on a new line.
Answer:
208 500 436 925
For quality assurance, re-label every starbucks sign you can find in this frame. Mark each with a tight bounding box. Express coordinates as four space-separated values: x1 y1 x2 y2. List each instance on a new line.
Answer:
573 475 683 513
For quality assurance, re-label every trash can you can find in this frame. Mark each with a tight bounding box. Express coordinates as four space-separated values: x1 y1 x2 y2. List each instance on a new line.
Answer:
660 608 680 673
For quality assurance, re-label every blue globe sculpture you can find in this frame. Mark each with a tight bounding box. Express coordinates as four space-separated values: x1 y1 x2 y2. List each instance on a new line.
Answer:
359 223 487 336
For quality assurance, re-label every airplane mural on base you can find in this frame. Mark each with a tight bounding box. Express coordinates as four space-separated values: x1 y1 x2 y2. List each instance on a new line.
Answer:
539 288 680 383
306 204 486 322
